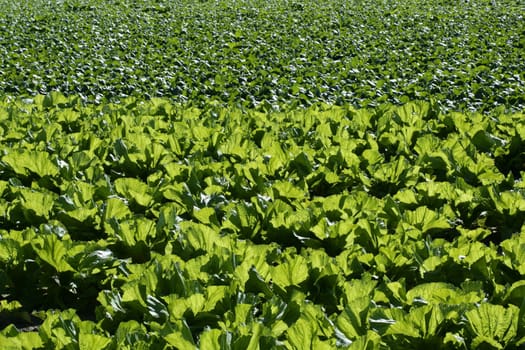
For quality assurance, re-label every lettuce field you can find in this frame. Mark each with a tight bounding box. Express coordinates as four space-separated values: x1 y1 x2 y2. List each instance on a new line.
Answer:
1 0 525 349
1 0 524 111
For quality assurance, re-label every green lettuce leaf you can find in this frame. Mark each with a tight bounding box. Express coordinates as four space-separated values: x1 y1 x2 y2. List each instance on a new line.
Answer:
466 303 519 349
271 255 309 289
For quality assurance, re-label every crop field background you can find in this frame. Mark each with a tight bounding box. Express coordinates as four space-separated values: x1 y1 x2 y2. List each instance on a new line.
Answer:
0 0 524 349
0 0 524 111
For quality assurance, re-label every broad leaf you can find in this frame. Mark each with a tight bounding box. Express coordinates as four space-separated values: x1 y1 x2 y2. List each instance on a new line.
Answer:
32 234 74 272
271 256 309 289
114 178 153 207
466 303 519 349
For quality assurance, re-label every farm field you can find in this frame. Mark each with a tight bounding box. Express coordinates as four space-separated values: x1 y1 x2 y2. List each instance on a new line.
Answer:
0 0 525 349
0 0 524 111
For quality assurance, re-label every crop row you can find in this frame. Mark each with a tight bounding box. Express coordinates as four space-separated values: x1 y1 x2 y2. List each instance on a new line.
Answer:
0 0 523 111
0 94 524 348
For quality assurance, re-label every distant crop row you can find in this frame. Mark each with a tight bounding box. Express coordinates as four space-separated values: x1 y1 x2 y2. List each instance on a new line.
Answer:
0 0 523 111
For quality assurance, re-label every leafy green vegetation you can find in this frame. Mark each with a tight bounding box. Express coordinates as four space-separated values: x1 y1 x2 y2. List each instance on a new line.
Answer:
0 0 523 111
0 94 524 348
1 0 525 348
